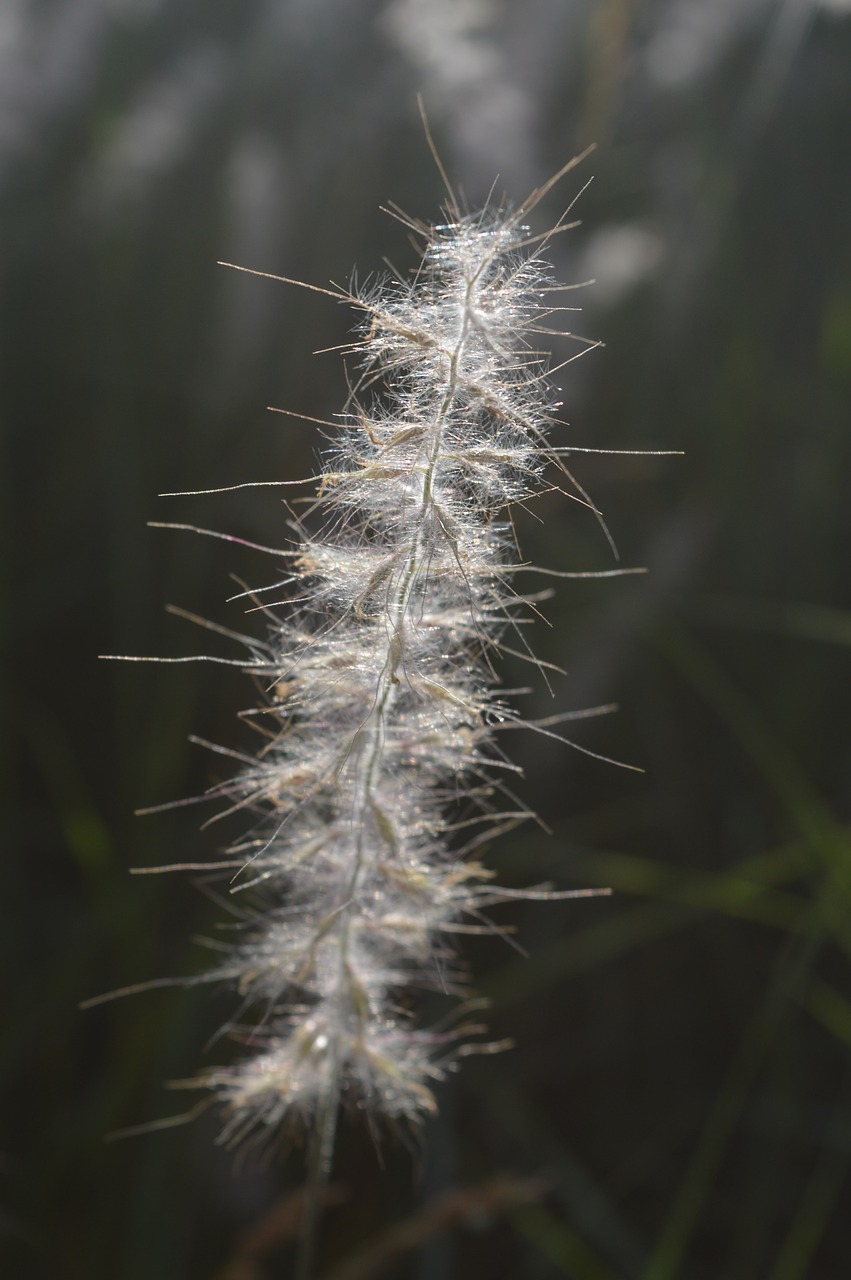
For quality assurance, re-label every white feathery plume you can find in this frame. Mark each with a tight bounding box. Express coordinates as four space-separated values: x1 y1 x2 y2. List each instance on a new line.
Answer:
183 160 613 1148
97 158 668 1267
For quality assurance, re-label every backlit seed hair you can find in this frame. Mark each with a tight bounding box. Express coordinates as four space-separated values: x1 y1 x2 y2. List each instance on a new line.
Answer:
98 156 662 1217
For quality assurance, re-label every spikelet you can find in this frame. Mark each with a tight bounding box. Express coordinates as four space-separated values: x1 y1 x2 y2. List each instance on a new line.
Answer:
162 159 614 1157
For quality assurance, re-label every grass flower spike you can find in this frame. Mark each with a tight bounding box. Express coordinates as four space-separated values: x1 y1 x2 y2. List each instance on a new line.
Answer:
189 159 605 1151
118 155 643 1204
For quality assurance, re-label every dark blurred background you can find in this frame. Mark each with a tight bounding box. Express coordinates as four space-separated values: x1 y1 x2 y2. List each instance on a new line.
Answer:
3 1 851 1277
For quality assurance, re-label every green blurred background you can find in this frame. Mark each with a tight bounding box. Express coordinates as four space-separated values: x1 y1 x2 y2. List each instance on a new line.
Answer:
3 1 851 1277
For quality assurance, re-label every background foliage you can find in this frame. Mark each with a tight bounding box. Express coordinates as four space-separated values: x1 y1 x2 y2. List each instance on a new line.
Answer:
4 1 851 1277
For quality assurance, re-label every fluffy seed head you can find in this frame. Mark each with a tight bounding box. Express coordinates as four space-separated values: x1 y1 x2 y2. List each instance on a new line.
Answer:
167 179 602 1151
